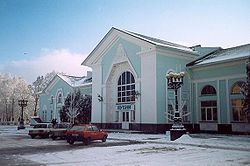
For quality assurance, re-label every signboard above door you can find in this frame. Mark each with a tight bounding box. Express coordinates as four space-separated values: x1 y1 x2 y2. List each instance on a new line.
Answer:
116 104 135 111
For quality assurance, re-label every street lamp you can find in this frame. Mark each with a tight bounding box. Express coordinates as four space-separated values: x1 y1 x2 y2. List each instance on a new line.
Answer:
17 99 28 130
166 71 186 141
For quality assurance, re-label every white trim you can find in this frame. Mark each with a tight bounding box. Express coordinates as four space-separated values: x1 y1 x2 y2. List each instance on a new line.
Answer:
195 82 198 123
192 74 245 83
165 78 168 123
226 79 230 123
189 59 245 70
156 47 198 60
189 56 248 69
137 47 156 56
217 80 221 123
84 28 154 67
92 36 119 65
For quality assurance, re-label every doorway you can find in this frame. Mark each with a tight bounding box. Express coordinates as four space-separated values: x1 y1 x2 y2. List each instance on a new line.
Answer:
122 111 130 129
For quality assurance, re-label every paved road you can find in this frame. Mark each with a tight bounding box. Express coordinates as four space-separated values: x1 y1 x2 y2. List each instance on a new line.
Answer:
0 131 140 166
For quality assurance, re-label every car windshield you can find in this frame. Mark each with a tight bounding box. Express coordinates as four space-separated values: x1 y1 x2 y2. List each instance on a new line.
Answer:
70 125 87 131
55 123 71 128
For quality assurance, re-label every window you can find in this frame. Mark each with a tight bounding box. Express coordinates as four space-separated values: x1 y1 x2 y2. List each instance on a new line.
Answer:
50 96 54 104
92 125 99 131
231 81 245 94
122 112 129 122
201 101 217 121
117 71 135 103
232 99 245 122
57 93 62 103
231 81 245 122
201 85 216 95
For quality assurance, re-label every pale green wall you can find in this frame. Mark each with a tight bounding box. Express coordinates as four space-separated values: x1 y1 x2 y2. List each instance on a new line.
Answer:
191 63 244 80
156 53 192 123
190 61 246 124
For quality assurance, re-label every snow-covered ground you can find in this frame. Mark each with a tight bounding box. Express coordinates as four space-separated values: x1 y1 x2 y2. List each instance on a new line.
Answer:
24 131 250 165
1 125 250 166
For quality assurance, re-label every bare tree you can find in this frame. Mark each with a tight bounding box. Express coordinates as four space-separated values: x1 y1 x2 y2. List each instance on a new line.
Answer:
0 74 34 124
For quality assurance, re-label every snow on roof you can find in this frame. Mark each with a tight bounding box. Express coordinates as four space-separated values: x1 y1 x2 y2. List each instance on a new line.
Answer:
188 43 250 67
121 29 196 53
57 74 92 88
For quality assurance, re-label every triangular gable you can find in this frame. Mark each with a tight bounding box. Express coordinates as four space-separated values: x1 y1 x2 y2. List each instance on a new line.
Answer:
41 74 64 94
81 27 155 67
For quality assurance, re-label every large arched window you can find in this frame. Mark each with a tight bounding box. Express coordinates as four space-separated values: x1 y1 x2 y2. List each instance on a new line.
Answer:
117 71 135 103
201 85 216 95
200 85 217 121
231 81 245 122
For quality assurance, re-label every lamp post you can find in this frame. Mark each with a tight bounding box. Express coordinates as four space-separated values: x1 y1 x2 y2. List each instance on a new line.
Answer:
17 99 28 130
166 71 186 141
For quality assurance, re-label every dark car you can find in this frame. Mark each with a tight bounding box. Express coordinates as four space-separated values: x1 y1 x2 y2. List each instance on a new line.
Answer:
50 123 72 140
28 123 52 139
66 124 108 145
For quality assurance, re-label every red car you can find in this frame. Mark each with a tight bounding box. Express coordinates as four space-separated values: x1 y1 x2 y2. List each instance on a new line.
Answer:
66 124 108 145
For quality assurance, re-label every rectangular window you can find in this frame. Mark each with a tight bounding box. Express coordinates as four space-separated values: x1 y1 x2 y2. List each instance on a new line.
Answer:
232 99 245 122
200 101 217 121
201 108 206 120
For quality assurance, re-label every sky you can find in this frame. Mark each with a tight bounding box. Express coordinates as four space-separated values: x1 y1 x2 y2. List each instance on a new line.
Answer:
0 0 250 83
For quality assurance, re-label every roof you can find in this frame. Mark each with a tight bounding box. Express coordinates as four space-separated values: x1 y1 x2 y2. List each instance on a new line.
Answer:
123 29 195 53
82 27 198 66
187 43 250 67
57 74 92 88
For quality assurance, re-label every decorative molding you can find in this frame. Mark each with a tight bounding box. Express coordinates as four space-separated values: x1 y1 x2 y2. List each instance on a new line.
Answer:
192 74 245 83
156 47 198 60
190 59 245 71
113 44 128 64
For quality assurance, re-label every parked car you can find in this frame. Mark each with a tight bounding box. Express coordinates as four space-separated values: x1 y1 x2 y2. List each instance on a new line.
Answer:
28 123 52 139
66 124 108 145
50 123 72 140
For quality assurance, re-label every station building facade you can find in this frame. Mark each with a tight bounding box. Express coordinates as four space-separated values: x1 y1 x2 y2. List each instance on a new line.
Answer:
82 27 250 134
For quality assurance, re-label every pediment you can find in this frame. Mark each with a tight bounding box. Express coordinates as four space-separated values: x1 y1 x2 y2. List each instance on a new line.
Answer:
81 27 154 67
113 44 128 64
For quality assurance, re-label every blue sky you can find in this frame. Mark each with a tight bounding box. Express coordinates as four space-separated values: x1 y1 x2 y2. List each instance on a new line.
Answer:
0 0 250 83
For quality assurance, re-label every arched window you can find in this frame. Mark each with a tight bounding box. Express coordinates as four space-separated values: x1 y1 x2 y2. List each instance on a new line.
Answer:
200 85 217 121
201 85 216 95
231 81 245 94
117 71 135 103
57 93 62 103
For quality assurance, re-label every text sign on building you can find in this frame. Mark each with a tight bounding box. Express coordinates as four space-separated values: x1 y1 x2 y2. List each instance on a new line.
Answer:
116 104 135 111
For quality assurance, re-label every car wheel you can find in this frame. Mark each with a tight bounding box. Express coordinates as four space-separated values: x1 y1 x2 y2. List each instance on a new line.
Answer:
51 136 56 140
102 135 107 142
84 137 91 145
69 139 74 145
31 135 35 139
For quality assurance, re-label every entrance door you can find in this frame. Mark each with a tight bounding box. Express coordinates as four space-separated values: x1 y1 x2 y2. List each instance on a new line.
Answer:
122 111 129 129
